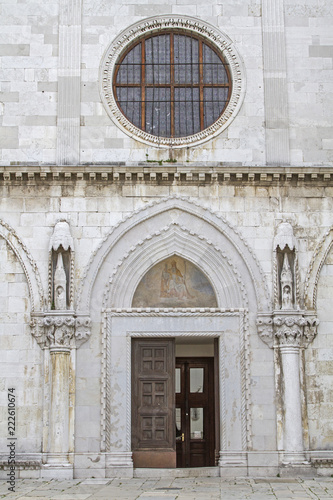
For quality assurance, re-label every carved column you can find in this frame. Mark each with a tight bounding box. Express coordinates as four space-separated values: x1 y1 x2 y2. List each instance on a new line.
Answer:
275 314 312 463
257 313 318 464
30 313 91 479
45 315 74 474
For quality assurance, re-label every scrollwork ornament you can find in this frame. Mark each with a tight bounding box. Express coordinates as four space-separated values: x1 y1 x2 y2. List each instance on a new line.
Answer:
30 315 46 347
303 316 319 347
75 316 92 347
257 315 274 348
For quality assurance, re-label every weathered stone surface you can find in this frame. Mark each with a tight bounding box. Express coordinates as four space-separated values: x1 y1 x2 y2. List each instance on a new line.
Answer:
0 0 333 480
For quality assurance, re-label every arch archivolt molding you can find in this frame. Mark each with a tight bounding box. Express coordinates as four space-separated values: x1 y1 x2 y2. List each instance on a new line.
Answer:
78 195 271 314
304 225 333 310
102 222 247 309
0 218 45 312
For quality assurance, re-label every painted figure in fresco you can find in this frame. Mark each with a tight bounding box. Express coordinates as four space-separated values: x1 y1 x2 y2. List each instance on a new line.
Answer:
160 260 192 300
160 263 170 298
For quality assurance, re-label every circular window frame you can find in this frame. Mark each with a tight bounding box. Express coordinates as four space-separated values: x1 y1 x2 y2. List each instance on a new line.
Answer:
100 15 246 149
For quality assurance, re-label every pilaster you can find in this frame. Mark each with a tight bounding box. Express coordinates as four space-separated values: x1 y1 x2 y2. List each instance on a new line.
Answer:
56 0 82 165
262 0 290 165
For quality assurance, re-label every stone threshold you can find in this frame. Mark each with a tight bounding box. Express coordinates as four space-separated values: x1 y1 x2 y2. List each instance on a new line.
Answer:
134 466 220 478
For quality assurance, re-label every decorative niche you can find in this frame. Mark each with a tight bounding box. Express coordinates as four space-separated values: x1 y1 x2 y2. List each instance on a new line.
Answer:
48 221 74 311
274 221 298 311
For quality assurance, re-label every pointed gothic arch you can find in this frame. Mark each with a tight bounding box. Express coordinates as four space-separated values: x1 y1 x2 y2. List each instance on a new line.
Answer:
77 196 271 318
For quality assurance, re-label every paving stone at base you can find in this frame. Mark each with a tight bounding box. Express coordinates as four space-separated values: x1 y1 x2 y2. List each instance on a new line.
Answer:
1 478 333 499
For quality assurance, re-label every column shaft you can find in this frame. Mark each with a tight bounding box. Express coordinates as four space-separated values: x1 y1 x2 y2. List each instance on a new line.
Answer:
48 349 70 463
280 345 306 462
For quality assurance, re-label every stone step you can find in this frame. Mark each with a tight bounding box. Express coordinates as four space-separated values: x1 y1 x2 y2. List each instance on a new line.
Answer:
134 466 220 478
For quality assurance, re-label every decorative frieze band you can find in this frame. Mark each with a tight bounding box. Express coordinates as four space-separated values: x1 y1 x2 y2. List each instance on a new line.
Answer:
1 167 332 184
257 312 318 348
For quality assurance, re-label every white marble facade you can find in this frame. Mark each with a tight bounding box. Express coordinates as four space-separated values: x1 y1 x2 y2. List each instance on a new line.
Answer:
0 0 333 479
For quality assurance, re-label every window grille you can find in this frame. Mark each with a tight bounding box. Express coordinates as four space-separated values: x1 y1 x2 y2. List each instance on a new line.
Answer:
113 31 232 139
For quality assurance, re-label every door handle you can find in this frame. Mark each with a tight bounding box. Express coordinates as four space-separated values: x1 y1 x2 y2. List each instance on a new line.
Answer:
181 433 185 442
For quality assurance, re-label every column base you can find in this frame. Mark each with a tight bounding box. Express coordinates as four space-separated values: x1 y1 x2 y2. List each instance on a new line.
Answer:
218 451 247 476
218 451 247 467
282 451 308 464
280 462 314 478
105 452 133 478
41 463 73 480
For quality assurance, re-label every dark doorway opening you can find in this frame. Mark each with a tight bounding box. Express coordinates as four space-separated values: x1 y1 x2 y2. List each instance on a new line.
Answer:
176 357 215 467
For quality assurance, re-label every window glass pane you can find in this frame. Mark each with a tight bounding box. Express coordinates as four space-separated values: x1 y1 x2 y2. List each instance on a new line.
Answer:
175 368 181 393
174 35 199 84
190 408 203 439
202 43 228 85
190 367 204 393
203 87 228 128
117 87 141 128
176 407 182 440
116 44 141 84
145 35 170 84
174 87 200 137
145 87 171 137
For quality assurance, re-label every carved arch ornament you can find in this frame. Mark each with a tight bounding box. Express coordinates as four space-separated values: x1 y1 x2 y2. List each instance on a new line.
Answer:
102 222 247 310
0 218 45 311
304 225 333 310
99 15 246 148
77 196 271 315
257 222 318 349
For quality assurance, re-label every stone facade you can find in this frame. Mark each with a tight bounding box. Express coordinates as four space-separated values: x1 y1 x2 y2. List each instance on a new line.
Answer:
0 0 333 480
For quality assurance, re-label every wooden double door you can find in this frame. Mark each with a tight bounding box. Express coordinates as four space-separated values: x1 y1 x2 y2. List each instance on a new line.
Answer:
132 338 216 468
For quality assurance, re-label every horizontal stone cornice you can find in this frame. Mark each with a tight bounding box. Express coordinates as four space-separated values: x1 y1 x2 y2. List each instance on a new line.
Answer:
0 165 333 184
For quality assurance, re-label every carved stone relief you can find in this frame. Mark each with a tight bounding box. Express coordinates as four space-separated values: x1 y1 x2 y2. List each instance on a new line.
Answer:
48 220 74 311
257 313 318 349
274 222 298 310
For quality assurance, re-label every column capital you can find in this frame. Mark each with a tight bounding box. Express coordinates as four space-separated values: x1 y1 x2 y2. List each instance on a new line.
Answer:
257 311 318 348
30 311 91 349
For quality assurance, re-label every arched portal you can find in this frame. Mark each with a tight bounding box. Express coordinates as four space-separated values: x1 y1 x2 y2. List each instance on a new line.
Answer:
77 197 271 476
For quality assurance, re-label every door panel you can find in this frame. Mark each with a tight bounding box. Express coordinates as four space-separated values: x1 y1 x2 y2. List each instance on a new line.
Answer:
132 338 176 468
176 358 215 467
